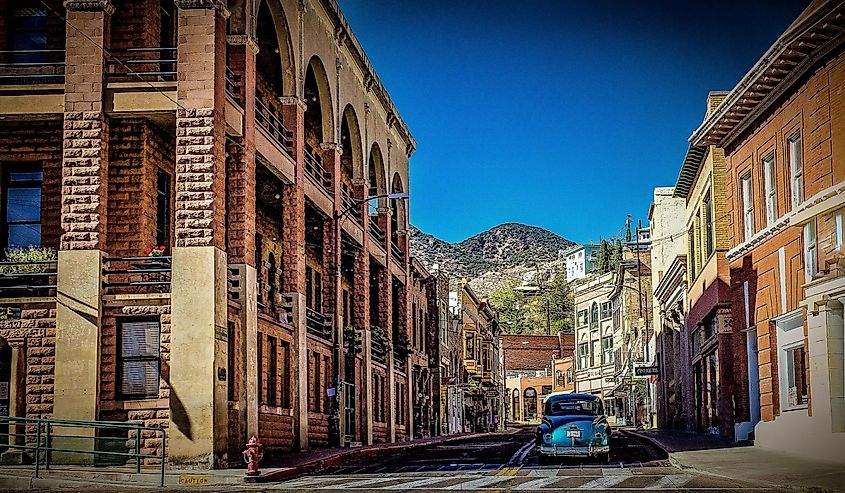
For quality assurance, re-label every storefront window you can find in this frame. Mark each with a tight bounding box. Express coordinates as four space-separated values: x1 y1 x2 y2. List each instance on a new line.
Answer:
777 311 807 411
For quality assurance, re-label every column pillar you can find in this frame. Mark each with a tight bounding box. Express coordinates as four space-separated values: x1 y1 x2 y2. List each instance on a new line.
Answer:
169 0 229 466
362 329 373 445
225 32 259 443
52 0 113 463
351 245 371 444
280 96 308 450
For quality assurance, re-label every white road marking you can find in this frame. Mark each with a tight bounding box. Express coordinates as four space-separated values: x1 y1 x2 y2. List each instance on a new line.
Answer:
451 475 515 490
646 474 693 489
383 476 458 489
576 474 631 489
512 476 562 490
324 476 401 489
507 440 535 465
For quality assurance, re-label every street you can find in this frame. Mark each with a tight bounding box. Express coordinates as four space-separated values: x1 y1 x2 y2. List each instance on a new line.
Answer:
268 428 786 492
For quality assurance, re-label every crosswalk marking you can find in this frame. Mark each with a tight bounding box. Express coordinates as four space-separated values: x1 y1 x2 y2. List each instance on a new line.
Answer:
646 474 693 489
448 475 515 490
576 475 630 489
383 476 459 489
512 476 563 490
323 476 400 489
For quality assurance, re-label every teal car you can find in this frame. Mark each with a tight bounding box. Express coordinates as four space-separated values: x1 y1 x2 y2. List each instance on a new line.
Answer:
535 393 610 463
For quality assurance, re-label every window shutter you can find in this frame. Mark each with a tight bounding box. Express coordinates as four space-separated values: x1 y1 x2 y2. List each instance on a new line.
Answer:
120 320 160 398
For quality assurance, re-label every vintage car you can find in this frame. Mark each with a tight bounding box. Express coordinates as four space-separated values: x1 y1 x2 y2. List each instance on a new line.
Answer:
535 393 611 463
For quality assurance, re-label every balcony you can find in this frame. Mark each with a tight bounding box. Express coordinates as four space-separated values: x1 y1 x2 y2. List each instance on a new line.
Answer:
103 256 171 295
306 307 332 341
390 242 403 264
371 326 388 365
105 48 177 82
0 259 57 298
225 66 241 104
393 351 407 374
0 50 65 85
341 188 356 216
255 93 293 154
369 220 385 245
304 146 332 194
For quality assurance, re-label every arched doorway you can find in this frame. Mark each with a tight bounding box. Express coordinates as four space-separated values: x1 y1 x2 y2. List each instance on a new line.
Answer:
524 387 537 422
511 388 520 422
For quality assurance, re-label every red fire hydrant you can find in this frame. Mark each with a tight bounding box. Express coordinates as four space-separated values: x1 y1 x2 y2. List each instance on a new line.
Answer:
243 436 263 476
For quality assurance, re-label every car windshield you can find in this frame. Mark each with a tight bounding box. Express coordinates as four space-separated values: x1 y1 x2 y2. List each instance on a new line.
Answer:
545 398 602 416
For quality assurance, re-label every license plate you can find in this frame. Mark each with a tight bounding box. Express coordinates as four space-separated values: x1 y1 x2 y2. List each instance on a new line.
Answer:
566 430 581 438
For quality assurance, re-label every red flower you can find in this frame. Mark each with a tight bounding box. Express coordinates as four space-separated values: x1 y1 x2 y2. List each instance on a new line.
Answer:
158 246 166 252
144 246 152 255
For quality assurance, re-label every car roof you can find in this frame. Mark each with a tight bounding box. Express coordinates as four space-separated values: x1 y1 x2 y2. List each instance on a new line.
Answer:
546 392 599 402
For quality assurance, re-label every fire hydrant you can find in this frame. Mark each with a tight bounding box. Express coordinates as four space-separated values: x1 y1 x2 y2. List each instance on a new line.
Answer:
243 436 263 476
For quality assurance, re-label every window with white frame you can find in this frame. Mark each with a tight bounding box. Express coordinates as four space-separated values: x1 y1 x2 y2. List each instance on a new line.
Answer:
763 153 777 226
788 132 803 210
578 343 589 369
835 208 843 252
804 220 817 280
741 172 754 241
776 312 807 411
601 336 613 365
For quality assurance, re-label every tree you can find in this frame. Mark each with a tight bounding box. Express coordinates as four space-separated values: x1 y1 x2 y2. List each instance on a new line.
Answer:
595 239 611 274
541 272 574 334
488 281 529 334
610 239 623 272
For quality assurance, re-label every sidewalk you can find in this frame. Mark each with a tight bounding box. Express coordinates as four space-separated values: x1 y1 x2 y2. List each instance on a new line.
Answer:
630 429 845 492
0 429 515 489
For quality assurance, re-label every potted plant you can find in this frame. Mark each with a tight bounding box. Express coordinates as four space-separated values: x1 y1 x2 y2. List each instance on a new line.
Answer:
0 246 57 275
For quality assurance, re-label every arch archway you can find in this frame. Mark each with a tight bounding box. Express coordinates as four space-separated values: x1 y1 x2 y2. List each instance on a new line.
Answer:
511 388 520 421
340 105 363 203
255 0 295 98
304 56 334 151
390 173 406 239
523 387 538 422
368 143 386 216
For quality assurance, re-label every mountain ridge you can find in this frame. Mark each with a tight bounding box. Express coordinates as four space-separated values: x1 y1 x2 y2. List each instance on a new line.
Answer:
409 222 576 296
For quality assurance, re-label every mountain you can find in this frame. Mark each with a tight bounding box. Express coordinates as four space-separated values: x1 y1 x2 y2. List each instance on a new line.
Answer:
409 223 576 296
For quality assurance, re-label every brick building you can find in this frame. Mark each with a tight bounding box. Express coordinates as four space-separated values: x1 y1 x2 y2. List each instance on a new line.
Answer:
503 333 574 423
690 0 844 461
674 93 751 439
0 0 423 468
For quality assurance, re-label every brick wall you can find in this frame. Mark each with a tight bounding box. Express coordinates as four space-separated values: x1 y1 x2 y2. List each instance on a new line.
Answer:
0 303 57 421
725 53 844 423
0 121 63 250
110 0 162 50
107 119 174 257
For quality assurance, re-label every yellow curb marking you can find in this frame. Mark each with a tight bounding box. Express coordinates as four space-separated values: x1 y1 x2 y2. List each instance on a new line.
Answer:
495 466 519 476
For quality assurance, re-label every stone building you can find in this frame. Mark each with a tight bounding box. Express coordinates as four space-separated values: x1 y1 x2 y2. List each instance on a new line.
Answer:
454 282 502 432
675 93 752 440
0 0 421 467
572 272 617 412
648 187 690 432
689 0 845 461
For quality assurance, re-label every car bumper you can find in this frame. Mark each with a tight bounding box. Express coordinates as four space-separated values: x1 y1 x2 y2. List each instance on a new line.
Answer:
538 444 609 457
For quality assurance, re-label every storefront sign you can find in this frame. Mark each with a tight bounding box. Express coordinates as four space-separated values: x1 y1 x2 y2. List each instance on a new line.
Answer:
634 366 659 376
484 390 499 398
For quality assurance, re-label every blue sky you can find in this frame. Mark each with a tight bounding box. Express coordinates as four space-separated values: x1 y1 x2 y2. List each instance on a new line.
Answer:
337 1 808 244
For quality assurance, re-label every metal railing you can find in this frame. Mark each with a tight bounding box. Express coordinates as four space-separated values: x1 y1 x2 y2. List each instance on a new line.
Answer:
304 146 332 193
0 49 65 85
103 256 171 295
105 47 176 82
255 94 293 153
306 307 332 341
225 66 241 103
340 187 356 216
393 352 407 374
0 416 166 487
390 242 403 264
227 266 241 302
0 260 57 297
371 327 388 365
369 221 385 244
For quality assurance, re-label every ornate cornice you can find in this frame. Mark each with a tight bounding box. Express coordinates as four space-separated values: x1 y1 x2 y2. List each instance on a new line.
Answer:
64 0 115 15
726 215 791 262
227 34 259 55
174 0 230 18
320 142 343 152
278 96 307 111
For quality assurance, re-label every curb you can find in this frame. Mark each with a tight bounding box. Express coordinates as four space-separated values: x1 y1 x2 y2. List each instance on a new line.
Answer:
252 431 497 483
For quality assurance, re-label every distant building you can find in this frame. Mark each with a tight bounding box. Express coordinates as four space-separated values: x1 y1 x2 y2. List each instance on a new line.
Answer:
502 333 574 423
565 244 600 282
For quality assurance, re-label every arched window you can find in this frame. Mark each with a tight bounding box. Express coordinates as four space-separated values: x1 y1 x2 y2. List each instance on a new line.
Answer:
523 387 538 421
590 302 599 330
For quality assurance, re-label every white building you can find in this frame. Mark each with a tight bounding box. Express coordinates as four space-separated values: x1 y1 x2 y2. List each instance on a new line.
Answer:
565 244 599 282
